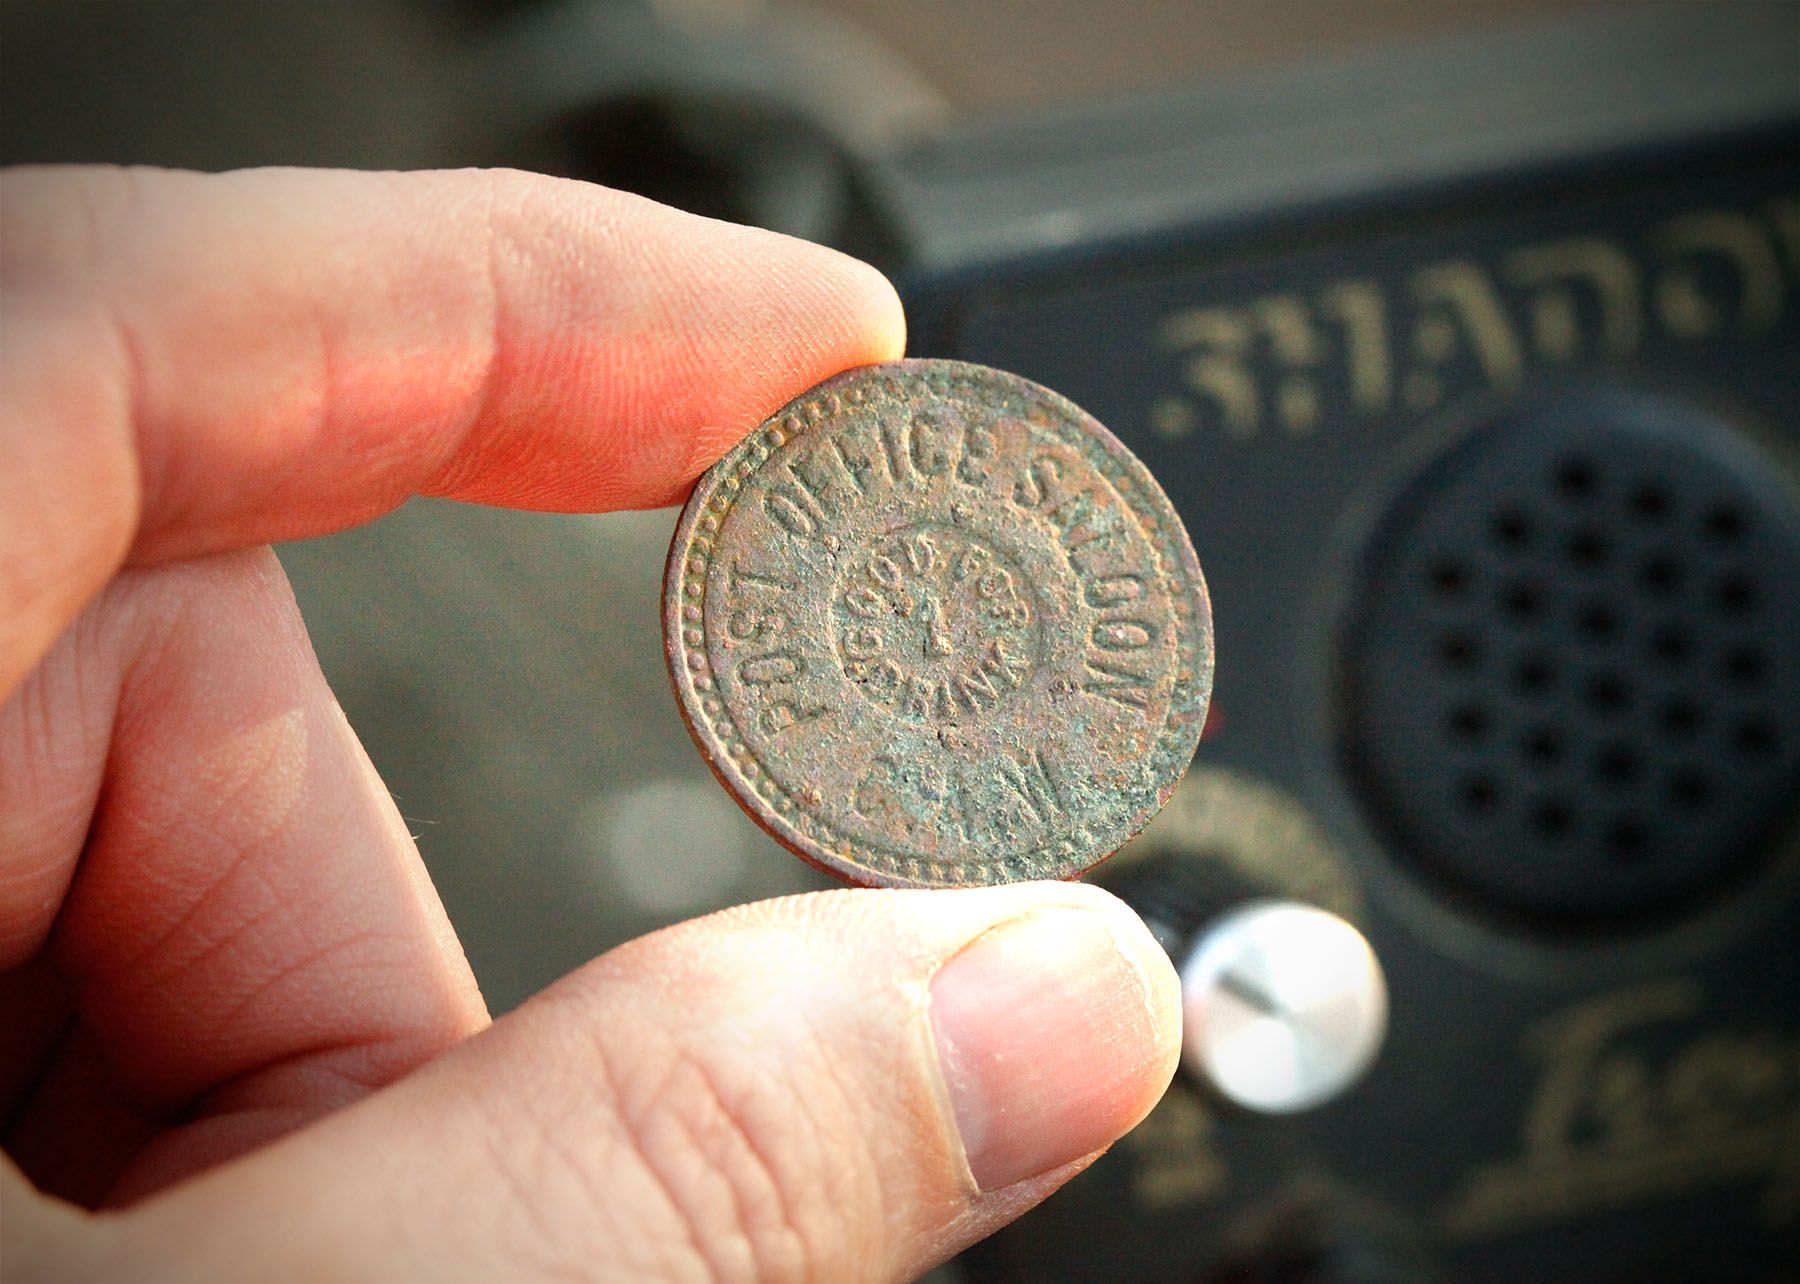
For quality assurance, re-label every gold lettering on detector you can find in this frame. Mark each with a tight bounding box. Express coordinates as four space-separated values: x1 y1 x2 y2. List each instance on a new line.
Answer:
1153 198 1797 441
1504 238 1642 361
1441 980 1800 1238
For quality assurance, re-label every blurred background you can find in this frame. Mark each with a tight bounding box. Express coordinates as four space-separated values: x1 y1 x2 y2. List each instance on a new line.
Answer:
4 2 1797 1281
0 0 1646 1027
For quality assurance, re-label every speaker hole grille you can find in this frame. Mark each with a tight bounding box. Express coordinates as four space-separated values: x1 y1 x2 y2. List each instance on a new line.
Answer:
1339 390 1800 926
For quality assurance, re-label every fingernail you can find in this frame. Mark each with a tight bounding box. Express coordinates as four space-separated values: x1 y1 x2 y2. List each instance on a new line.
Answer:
929 901 1181 1191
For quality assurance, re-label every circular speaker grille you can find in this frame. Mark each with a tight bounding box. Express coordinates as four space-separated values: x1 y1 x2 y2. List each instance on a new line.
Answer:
1338 389 1800 926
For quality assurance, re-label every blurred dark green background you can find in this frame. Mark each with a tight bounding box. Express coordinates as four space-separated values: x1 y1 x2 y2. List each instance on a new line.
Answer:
1 0 1620 1014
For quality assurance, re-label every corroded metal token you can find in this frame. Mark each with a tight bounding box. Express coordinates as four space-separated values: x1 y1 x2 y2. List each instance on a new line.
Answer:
662 359 1213 888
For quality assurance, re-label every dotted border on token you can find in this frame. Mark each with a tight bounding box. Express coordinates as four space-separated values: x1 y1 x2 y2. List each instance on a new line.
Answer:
661 360 1213 888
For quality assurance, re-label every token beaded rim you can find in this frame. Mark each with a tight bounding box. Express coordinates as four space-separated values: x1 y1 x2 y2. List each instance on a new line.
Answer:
661 358 1213 888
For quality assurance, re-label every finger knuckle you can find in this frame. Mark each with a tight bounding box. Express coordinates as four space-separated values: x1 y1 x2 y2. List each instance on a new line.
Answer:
1 164 148 294
612 1037 843 1284
509 980 881 1284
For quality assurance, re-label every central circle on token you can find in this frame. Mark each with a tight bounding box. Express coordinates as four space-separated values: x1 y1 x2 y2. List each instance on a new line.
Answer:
662 358 1215 889
832 525 1042 722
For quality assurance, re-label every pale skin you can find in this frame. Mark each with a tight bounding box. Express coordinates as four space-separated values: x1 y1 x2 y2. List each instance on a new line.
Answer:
0 166 1181 1282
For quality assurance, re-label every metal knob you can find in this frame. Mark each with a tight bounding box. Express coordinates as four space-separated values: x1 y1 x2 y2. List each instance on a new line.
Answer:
1178 900 1387 1114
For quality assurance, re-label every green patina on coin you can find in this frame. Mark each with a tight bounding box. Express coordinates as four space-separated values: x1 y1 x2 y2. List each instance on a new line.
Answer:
662 359 1213 888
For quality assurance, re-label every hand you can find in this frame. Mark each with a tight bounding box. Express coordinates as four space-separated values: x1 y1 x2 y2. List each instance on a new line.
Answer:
0 166 1180 1282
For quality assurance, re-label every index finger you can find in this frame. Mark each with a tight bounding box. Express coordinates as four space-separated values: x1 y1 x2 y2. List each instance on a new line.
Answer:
0 165 906 694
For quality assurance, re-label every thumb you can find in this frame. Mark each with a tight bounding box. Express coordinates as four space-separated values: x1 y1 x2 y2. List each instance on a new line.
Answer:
92 882 1180 1282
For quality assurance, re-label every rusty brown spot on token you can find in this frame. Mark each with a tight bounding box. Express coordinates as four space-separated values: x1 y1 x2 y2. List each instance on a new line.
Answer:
662 359 1213 888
